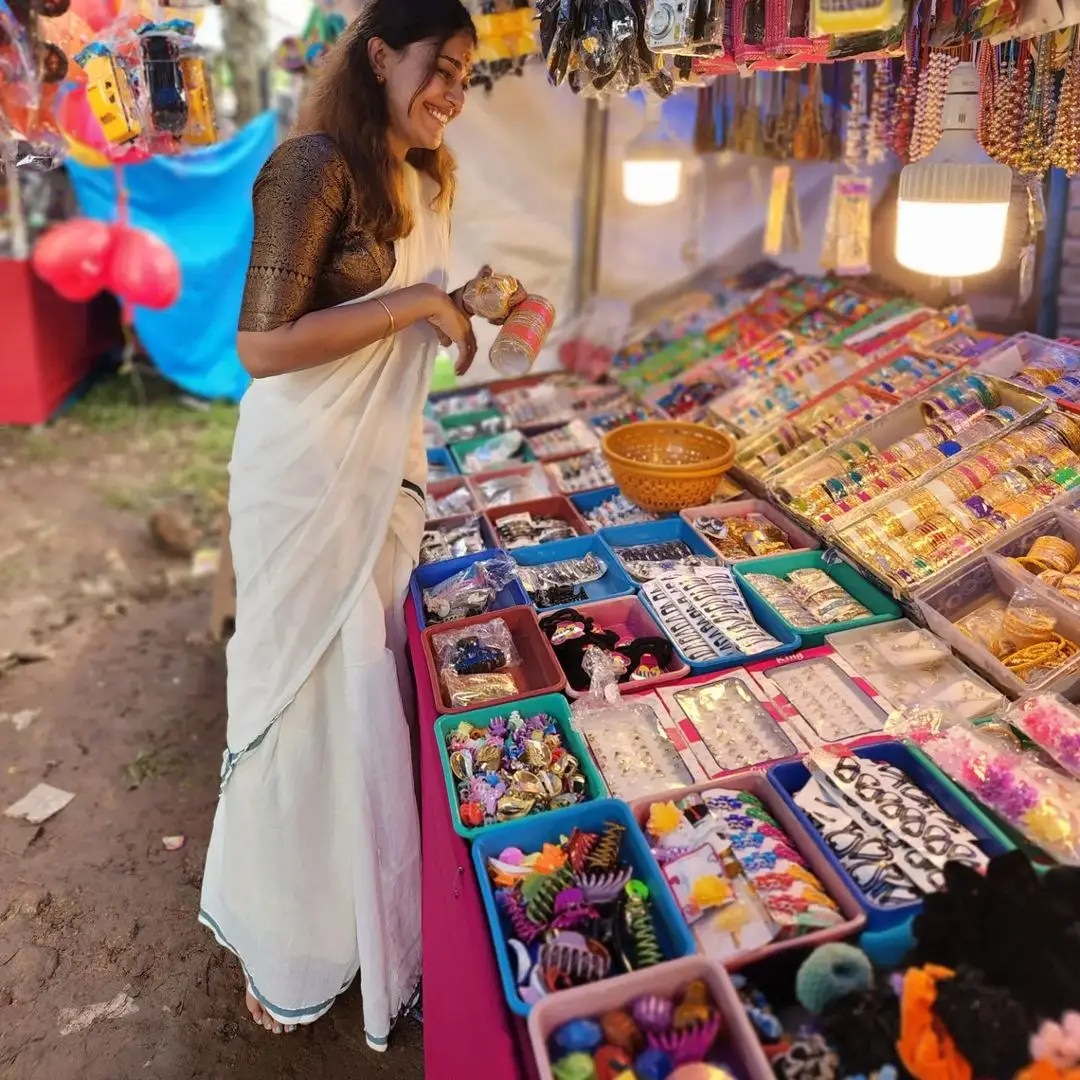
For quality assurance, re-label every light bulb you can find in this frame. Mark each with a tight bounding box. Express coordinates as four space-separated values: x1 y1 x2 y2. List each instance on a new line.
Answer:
623 158 683 206
622 97 687 207
894 61 1013 278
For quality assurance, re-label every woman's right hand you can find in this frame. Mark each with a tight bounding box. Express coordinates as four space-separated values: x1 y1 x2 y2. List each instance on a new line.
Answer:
423 287 478 375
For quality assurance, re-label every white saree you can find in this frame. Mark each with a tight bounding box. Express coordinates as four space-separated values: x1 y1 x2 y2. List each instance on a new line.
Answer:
200 166 447 1049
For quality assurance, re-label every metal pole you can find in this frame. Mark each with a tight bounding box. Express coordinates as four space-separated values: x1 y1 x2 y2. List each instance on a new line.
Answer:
571 97 609 315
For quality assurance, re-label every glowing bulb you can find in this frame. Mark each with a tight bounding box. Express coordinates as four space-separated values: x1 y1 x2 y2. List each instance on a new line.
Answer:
894 61 1012 279
623 158 683 206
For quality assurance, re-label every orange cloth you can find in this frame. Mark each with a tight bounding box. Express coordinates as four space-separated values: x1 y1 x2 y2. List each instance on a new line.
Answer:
1017 1064 1080 1080
897 965 972 1080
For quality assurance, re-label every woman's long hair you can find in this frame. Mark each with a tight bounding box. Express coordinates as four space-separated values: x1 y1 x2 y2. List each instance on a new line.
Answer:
296 0 476 241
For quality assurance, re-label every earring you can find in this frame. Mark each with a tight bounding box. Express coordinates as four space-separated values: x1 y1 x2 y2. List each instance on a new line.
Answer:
376 73 385 85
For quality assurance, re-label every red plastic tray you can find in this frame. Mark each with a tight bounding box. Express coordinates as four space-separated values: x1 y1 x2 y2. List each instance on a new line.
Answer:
420 606 566 716
485 495 589 546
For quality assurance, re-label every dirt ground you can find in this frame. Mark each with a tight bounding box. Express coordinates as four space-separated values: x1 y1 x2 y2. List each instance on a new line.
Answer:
0 379 423 1080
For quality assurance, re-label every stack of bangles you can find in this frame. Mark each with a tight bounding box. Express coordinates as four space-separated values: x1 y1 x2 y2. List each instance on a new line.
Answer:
1011 534 1080 604
833 416 1080 588
998 602 1080 680
781 375 1012 526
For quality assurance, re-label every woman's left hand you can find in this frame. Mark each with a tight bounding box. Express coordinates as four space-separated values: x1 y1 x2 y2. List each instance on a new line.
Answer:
454 266 528 325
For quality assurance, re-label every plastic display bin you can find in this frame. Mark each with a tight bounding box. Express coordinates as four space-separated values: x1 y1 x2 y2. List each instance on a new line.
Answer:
486 496 589 547
434 693 606 840
628 771 866 965
419 513 499 569
681 498 820 562
511 535 637 609
420 606 566 715
451 433 537 476
528 956 774 1080
638 576 802 676
570 485 677 532
471 799 697 1016
734 550 901 648
545 595 691 697
598 517 720 575
424 477 475 522
427 446 459 478
410 550 531 630
467 463 554 510
767 740 1015 931
439 408 506 444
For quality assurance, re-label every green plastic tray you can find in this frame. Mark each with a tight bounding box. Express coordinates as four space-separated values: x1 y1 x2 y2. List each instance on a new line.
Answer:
733 549 901 648
450 433 536 475
440 408 505 444
435 692 607 841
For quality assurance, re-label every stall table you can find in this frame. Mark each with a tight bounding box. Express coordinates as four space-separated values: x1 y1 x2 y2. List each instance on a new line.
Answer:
410 603 534 1080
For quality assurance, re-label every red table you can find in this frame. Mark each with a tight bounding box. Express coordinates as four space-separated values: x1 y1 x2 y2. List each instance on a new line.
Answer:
410 604 535 1080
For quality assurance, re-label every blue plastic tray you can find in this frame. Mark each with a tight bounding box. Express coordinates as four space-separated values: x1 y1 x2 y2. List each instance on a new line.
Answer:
767 740 1015 932
598 518 719 576
569 487 678 530
471 799 697 1016
427 446 459 477
410 549 531 630
511 535 637 609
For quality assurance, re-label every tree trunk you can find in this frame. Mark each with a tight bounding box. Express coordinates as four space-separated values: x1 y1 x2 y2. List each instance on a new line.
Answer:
221 0 269 127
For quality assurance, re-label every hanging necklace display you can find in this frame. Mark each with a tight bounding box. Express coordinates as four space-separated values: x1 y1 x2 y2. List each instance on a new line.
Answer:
909 50 958 162
867 59 893 164
793 66 825 159
764 163 803 256
1049 31 1080 175
843 61 869 168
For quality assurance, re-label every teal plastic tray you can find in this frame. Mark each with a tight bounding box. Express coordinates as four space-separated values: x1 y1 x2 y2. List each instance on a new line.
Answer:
451 433 537 475
734 549 901 648
434 692 607 840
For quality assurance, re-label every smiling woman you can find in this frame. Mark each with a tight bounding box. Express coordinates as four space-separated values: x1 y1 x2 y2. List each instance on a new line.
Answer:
196 0 527 1052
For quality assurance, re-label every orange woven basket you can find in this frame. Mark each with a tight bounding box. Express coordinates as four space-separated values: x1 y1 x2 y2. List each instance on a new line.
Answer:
601 421 736 512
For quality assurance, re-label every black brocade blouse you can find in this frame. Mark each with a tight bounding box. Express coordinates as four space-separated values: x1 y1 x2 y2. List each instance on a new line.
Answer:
237 133 396 333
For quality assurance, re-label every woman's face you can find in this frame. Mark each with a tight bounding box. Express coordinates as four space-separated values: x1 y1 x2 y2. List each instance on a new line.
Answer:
381 32 473 154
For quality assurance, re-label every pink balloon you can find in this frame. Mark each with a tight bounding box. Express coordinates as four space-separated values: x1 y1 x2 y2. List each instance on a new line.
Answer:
107 225 181 310
31 217 116 302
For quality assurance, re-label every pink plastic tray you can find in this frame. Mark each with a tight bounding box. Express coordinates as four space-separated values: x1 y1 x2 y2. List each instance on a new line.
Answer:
466 463 555 510
547 595 691 699
486 495 589 546
629 770 866 968
527 956 774 1080
420 606 567 716
425 477 476 524
681 498 820 563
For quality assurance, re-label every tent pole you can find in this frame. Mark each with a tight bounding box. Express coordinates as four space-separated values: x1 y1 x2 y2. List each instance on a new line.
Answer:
572 97 609 315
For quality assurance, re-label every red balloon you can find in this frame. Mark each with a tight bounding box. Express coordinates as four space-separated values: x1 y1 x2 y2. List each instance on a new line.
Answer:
68 0 118 33
31 217 115 302
107 225 181 310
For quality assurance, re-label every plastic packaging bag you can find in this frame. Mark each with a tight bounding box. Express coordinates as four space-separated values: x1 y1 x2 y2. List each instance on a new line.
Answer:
418 517 487 565
463 430 526 473
422 553 519 625
517 553 607 608
432 617 521 708
570 652 694 800
1006 694 1080 780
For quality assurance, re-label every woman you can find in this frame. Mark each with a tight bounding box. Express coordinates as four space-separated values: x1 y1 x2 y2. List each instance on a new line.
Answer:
199 0 515 1047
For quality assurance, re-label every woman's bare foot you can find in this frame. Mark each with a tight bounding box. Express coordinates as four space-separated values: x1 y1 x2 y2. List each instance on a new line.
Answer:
245 987 295 1034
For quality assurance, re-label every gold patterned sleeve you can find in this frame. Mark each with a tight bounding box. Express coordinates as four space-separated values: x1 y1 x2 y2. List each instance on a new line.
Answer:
238 134 351 333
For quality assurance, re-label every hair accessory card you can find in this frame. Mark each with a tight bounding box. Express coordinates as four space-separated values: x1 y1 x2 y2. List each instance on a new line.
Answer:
657 669 808 779
749 647 892 748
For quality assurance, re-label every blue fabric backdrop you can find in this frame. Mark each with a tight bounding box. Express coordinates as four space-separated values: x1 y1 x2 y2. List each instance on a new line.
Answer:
67 111 277 402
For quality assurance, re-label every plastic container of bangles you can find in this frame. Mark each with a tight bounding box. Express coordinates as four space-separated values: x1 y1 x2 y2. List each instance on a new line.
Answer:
828 413 1080 597
767 373 1046 534
915 553 1080 698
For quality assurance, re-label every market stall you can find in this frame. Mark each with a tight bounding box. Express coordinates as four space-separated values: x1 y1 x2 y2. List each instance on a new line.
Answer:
414 258 1080 1080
